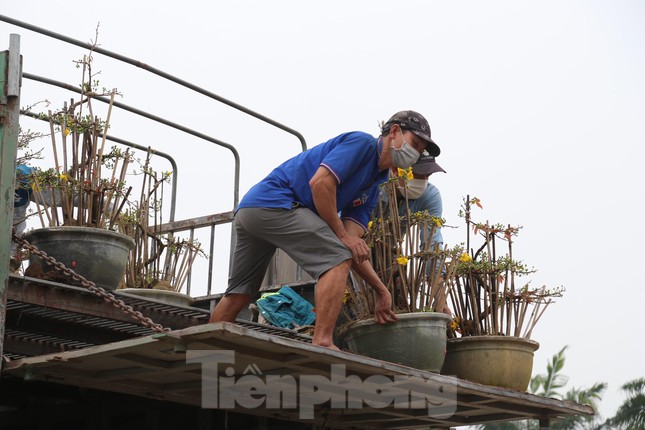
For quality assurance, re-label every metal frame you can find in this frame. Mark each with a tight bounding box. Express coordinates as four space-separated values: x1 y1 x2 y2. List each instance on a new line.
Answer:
0 27 596 429
0 34 22 371
0 15 309 296
0 13 308 208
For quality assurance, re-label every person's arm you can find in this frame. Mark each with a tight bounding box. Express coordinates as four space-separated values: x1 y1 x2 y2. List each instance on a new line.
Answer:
309 166 370 264
418 185 443 249
343 219 398 324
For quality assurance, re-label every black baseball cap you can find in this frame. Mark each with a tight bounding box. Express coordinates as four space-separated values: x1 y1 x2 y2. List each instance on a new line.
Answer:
412 151 446 176
382 110 441 156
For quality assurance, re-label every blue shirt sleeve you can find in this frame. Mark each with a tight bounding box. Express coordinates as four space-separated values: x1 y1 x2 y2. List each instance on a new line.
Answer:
319 132 374 185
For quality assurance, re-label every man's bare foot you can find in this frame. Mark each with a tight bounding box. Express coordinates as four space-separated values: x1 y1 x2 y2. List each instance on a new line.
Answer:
312 343 341 351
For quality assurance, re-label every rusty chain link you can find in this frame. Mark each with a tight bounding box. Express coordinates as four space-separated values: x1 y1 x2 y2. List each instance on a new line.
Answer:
12 230 170 333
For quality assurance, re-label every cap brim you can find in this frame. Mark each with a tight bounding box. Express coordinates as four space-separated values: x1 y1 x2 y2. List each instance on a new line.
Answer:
425 139 440 157
413 161 446 175
410 130 441 156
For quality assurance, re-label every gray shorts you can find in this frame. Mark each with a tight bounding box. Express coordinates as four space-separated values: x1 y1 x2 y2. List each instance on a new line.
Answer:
225 207 352 297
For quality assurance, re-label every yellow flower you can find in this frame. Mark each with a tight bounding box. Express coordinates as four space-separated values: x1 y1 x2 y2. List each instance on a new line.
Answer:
459 253 472 263
432 217 443 227
450 317 460 331
343 289 352 304
397 167 413 180
397 256 409 266
368 220 373 230
59 173 69 181
63 128 71 136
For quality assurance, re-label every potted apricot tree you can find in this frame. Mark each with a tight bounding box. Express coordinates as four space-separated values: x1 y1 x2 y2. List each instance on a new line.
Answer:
441 196 565 390
339 169 462 372
116 149 204 306
20 53 134 290
17 48 203 298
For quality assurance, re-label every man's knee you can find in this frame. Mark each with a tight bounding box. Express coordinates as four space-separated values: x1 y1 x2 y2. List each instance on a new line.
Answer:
318 259 352 284
331 258 352 273
223 292 252 306
209 293 252 323
338 258 352 268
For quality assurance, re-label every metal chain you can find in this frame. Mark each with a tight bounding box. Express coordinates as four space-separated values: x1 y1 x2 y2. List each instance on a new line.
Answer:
12 230 170 333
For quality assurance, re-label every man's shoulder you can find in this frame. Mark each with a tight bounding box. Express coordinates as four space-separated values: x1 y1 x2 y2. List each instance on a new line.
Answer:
339 131 374 142
321 131 375 147
422 182 442 201
426 182 441 193
327 132 377 161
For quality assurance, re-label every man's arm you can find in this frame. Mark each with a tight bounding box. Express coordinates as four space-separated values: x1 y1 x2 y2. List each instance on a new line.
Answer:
343 219 398 324
309 166 370 264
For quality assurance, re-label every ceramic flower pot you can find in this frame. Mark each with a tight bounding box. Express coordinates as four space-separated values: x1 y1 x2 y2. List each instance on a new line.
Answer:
344 312 451 372
23 226 135 291
441 335 539 391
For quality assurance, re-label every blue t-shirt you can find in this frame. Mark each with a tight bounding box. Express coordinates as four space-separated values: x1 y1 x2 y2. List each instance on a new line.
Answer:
238 131 389 229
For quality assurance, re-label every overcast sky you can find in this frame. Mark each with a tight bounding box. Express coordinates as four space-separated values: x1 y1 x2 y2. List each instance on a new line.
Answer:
3 0 644 423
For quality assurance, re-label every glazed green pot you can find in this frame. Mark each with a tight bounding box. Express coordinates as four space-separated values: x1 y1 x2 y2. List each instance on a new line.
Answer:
441 335 539 391
23 226 135 291
344 312 451 372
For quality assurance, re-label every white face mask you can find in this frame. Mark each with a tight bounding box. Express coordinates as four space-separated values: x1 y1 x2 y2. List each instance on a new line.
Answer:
390 130 420 168
406 178 427 199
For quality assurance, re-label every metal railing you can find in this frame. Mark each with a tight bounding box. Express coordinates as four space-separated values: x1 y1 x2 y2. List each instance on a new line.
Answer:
1 15 307 297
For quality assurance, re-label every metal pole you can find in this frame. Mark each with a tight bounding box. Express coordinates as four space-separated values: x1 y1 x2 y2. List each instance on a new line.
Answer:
0 34 21 371
539 418 551 429
0 14 307 154
21 109 180 222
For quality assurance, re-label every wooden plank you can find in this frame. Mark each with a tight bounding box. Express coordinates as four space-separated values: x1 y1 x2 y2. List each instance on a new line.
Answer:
7 276 209 329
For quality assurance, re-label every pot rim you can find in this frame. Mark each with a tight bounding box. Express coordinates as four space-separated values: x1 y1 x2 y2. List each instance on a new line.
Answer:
448 335 540 350
23 226 135 247
350 311 451 329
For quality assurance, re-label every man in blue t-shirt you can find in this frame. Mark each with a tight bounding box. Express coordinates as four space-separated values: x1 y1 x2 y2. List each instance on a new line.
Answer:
209 110 442 350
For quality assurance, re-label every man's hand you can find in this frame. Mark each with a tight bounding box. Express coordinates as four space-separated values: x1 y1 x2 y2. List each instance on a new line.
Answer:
348 230 398 324
373 288 398 324
340 235 371 264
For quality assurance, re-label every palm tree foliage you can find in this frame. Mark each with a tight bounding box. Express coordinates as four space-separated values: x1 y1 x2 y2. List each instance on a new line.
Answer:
529 346 569 398
476 346 606 430
598 378 645 429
